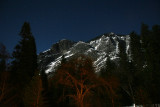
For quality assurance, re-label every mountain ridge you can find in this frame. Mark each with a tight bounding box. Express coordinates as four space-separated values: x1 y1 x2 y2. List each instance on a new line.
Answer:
38 32 131 74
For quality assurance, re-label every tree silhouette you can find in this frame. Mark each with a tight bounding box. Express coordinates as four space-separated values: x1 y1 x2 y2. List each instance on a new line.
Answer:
53 55 98 107
98 76 119 107
11 22 37 86
23 71 43 107
0 71 17 106
99 56 119 107
0 43 9 73
10 22 37 106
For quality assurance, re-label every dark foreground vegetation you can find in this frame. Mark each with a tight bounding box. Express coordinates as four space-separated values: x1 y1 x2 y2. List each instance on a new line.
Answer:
0 22 160 107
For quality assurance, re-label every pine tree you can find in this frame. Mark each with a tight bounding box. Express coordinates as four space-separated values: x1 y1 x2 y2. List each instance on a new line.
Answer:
140 23 150 49
10 22 37 106
149 25 160 104
129 31 147 88
150 25 160 72
130 31 143 69
0 43 9 73
11 22 37 86
117 40 137 105
139 24 160 104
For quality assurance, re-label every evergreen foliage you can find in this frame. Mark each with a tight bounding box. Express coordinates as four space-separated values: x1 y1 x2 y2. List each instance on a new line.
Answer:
1 23 160 106
143 24 160 104
0 43 9 73
11 22 37 86
10 22 37 106
130 32 143 68
141 23 150 49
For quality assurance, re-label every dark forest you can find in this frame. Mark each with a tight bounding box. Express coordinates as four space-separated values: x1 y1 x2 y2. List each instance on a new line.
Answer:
0 22 160 107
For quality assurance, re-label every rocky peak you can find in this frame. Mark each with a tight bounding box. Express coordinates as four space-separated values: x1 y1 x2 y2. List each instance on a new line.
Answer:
51 39 75 54
38 39 75 71
38 33 131 73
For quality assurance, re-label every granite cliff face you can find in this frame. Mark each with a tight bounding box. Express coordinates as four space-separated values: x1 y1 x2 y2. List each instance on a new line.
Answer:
38 39 75 70
38 32 131 73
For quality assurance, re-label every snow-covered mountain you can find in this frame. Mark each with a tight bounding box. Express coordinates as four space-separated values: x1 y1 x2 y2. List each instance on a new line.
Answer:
38 32 131 73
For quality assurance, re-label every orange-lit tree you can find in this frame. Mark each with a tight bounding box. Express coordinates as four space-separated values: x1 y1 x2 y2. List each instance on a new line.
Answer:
0 72 16 106
98 76 119 107
0 72 10 102
53 55 98 107
99 56 119 107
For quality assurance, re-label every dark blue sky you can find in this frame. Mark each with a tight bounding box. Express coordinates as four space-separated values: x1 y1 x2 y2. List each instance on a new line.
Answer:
0 0 160 54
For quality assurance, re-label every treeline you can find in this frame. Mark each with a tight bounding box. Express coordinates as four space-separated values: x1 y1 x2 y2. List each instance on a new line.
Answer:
0 22 160 107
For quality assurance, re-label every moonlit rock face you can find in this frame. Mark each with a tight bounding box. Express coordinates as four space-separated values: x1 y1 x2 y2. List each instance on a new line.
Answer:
38 32 131 74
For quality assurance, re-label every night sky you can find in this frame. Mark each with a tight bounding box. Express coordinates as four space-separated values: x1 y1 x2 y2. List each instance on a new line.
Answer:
0 0 160 54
